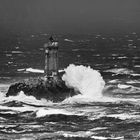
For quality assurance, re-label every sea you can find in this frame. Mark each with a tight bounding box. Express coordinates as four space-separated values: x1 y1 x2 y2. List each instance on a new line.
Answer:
0 32 140 140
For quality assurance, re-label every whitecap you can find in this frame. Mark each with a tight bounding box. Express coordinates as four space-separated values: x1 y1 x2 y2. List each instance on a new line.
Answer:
26 68 44 73
107 113 140 120
62 64 105 101
64 39 74 42
134 65 140 68
6 54 12 57
131 73 140 76
91 135 124 140
104 68 133 75
90 127 107 131
108 79 119 84
57 130 94 138
11 51 23 54
126 80 140 84
117 84 131 89
0 91 53 107
17 68 25 72
36 108 73 117
17 68 64 73
117 56 127 59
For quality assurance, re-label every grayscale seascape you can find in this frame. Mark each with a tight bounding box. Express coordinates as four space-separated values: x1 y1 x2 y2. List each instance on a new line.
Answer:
0 0 140 140
0 33 140 139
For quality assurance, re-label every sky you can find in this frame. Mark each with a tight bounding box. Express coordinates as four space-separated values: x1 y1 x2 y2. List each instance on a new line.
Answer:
0 0 140 34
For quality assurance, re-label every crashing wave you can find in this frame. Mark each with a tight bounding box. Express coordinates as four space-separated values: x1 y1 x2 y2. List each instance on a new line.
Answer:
104 68 134 75
6 64 105 102
62 64 105 102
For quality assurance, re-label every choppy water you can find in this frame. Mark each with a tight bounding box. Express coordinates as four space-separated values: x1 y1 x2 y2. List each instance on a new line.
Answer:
0 33 140 139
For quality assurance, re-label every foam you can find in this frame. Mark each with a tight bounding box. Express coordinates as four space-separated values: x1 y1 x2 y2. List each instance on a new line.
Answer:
107 113 139 120
17 68 64 73
104 68 133 75
36 108 73 117
108 79 119 84
117 56 127 59
64 39 74 42
11 51 23 54
17 68 44 73
0 91 53 106
57 131 124 139
0 104 37 113
131 73 140 76
117 84 131 89
57 131 94 138
126 80 140 84
134 65 140 68
26 68 44 73
91 135 124 140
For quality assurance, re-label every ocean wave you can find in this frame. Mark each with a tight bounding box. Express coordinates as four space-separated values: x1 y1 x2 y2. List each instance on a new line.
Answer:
117 56 127 59
117 84 132 89
56 130 94 138
36 108 73 118
26 68 44 73
0 91 53 107
64 39 74 42
17 68 44 73
91 135 124 140
131 73 140 76
126 80 140 84
11 51 23 54
1 64 140 105
5 64 105 103
62 64 105 100
107 113 140 120
104 68 134 75
134 65 140 68
17 68 64 74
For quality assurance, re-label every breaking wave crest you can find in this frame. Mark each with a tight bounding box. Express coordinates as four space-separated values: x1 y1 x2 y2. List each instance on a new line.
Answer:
0 64 106 104
0 91 53 107
62 64 105 102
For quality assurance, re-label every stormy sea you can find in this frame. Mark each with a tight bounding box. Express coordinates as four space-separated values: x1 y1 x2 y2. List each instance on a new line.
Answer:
0 32 140 140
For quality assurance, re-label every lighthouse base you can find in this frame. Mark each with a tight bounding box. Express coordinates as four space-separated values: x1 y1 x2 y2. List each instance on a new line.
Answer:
6 76 77 102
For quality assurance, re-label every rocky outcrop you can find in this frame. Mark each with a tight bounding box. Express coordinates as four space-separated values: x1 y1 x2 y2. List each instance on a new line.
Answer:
6 76 77 102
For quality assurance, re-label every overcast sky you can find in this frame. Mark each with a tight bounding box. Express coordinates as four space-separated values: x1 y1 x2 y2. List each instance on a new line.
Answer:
0 0 140 34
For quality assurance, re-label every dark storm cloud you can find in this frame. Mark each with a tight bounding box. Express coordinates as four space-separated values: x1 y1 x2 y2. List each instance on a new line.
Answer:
0 0 140 33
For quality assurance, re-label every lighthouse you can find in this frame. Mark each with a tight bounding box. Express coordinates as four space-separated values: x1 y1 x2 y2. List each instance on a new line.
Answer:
44 36 59 78
7 36 76 102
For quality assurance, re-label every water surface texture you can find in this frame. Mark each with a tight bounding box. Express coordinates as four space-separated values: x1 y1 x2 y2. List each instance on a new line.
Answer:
0 33 140 139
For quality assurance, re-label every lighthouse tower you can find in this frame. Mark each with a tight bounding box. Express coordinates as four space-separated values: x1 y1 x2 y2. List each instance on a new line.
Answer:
44 36 59 78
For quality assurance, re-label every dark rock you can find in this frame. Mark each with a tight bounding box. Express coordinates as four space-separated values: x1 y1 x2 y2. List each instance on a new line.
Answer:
6 76 77 102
